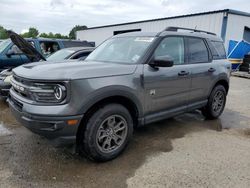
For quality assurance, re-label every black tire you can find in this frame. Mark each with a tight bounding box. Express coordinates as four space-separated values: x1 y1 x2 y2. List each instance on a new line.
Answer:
79 104 133 162
202 85 227 120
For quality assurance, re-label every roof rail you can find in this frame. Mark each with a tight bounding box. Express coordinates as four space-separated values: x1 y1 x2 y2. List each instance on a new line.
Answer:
163 26 216 36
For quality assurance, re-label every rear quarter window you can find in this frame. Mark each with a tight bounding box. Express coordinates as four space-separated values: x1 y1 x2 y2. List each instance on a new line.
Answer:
208 41 226 60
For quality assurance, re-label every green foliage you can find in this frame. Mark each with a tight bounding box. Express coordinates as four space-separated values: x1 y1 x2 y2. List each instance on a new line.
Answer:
39 32 69 39
21 27 39 38
0 25 86 40
0 26 8 39
69 25 87 39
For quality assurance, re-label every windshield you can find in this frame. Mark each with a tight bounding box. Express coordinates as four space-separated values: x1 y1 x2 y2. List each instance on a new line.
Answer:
0 39 11 54
86 36 155 64
46 49 75 61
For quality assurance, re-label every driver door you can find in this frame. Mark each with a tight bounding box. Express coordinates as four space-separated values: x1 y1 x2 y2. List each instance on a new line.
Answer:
143 36 191 118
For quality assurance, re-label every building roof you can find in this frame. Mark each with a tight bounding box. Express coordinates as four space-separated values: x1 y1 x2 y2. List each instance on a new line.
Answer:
82 9 250 31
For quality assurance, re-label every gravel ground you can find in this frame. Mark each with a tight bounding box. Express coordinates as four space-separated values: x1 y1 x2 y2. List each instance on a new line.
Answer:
0 76 249 188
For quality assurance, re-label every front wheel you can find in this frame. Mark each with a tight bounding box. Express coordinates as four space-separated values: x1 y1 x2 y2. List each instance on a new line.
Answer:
202 85 227 120
79 104 133 162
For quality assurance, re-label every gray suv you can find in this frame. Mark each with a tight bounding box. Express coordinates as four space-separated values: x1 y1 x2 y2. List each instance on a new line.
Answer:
8 27 231 162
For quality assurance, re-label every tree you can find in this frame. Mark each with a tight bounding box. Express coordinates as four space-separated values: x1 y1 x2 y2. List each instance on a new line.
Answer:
0 26 8 39
21 27 39 38
69 25 87 39
39 32 49 38
39 32 69 39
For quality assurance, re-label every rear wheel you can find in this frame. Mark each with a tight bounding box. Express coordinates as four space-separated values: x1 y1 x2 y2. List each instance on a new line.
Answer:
202 85 226 120
79 104 133 162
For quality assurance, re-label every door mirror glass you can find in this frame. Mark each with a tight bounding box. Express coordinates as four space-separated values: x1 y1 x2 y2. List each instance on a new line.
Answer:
150 55 174 67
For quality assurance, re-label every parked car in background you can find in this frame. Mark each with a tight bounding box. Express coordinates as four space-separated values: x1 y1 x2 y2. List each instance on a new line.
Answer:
0 31 94 71
0 45 94 99
47 47 94 61
8 27 231 162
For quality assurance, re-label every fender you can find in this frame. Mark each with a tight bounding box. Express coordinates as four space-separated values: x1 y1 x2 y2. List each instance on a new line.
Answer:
208 73 229 95
78 85 144 118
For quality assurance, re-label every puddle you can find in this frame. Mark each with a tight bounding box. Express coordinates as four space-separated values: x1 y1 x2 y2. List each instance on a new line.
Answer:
0 99 19 129
0 113 208 187
0 108 249 187
0 123 12 136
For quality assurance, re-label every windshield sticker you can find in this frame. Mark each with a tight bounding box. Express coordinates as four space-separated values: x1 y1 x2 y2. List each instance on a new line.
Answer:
134 37 154 42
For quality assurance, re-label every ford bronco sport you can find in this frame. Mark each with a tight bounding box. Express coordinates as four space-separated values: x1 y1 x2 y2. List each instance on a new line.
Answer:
8 27 231 162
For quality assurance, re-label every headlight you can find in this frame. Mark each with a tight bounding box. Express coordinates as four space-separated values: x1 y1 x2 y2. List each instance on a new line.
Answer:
54 85 66 101
30 83 67 103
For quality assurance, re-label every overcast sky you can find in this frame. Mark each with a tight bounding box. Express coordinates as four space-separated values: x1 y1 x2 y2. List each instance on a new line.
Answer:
0 0 250 35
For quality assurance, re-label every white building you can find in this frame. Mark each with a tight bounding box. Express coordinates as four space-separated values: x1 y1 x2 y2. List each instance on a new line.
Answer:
77 9 250 52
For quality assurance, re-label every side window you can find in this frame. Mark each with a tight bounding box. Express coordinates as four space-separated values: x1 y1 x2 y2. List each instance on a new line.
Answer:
9 41 34 54
39 41 60 57
209 41 226 59
187 38 209 63
10 45 22 54
154 37 184 65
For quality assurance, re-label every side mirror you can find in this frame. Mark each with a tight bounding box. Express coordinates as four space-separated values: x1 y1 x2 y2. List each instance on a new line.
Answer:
150 56 174 68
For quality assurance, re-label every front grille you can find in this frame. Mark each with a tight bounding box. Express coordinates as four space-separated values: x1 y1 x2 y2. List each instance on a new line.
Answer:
10 96 23 111
11 75 33 100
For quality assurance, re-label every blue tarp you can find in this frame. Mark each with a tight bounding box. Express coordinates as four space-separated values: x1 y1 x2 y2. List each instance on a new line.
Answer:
228 40 250 59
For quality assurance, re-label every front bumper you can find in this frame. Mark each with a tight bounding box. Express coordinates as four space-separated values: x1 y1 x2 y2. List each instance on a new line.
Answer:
8 95 83 146
0 80 11 99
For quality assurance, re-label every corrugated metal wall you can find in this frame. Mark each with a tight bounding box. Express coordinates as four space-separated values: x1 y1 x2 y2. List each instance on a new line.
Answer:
225 14 250 47
77 12 224 46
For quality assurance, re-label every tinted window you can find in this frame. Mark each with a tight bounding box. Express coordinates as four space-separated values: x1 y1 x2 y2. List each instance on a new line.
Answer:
210 41 226 59
39 41 60 57
154 37 184 65
188 38 209 63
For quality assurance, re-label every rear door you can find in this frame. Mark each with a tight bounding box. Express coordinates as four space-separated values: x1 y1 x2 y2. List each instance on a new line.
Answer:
186 37 216 104
144 36 192 116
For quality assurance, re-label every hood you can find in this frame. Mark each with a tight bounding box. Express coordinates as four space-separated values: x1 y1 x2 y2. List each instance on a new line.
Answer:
13 61 137 80
7 30 46 62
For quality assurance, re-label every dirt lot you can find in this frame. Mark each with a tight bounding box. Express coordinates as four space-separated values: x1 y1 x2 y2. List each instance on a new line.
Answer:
0 76 249 188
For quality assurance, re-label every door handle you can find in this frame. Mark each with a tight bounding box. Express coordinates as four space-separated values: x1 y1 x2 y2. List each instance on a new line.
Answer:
178 71 189 76
208 67 216 72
